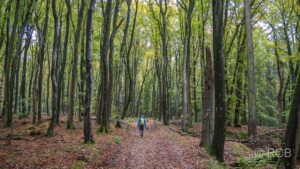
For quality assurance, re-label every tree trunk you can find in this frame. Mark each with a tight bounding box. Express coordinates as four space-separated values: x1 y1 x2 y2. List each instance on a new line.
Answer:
20 28 33 118
108 0 122 127
159 0 169 125
3 0 21 128
56 0 71 123
99 0 113 133
121 0 138 120
211 0 227 162
273 29 285 125
279 69 300 169
37 0 50 124
200 47 214 147
47 0 59 136
83 0 96 143
181 0 195 131
244 0 257 136
68 0 85 129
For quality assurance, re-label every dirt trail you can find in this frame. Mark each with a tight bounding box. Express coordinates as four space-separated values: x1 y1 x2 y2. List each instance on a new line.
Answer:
122 120 209 169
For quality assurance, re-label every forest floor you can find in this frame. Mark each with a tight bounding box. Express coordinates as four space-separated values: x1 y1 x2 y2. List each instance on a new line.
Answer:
0 115 295 169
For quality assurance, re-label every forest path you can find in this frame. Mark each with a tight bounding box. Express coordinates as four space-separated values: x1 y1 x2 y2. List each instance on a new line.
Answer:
122 120 209 169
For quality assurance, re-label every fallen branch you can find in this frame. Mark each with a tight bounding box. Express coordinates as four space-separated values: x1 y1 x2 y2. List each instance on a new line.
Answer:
0 135 44 142
168 127 200 137
226 129 285 143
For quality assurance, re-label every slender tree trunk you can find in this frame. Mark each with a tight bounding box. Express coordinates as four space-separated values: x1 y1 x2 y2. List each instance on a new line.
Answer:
20 28 33 118
211 0 227 162
99 0 113 133
68 0 85 129
57 0 71 123
36 0 50 123
279 69 300 169
108 0 122 128
200 47 214 147
121 0 138 120
159 0 169 125
273 30 286 125
47 0 59 136
244 0 257 136
182 0 195 131
83 0 96 143
79 30 85 121
4 0 21 127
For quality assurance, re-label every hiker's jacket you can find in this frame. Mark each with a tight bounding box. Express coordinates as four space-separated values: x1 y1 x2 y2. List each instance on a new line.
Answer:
137 117 147 128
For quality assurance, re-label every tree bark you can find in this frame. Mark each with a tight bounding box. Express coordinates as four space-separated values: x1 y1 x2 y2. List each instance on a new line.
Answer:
159 0 169 125
280 69 300 169
68 0 85 129
181 0 195 131
47 0 59 136
57 0 71 124
211 0 227 162
200 47 214 147
98 0 113 133
273 29 285 125
244 0 257 136
83 0 96 143
3 0 21 127
20 28 33 118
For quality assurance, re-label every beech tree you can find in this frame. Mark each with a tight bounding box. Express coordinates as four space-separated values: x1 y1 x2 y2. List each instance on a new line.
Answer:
83 0 96 143
210 0 227 162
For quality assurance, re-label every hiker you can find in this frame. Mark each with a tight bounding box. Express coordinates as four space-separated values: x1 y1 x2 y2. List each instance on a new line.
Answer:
137 115 147 137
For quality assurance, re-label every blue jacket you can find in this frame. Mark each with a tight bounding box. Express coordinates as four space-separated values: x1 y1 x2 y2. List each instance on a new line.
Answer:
137 116 147 128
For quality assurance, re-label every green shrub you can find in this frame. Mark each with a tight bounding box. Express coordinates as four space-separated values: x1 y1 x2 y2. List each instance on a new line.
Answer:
113 136 121 144
258 113 279 127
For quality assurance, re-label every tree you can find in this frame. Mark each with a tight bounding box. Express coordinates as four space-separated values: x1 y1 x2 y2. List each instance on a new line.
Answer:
47 0 60 136
159 0 169 125
244 0 257 136
68 0 85 129
120 0 139 120
279 69 300 169
20 27 33 118
83 0 96 143
3 0 21 127
57 0 71 124
200 47 214 147
211 0 227 162
178 0 195 131
98 0 113 133
36 0 51 124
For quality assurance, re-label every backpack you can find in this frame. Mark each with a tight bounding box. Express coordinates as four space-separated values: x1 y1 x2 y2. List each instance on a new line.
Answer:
140 118 145 125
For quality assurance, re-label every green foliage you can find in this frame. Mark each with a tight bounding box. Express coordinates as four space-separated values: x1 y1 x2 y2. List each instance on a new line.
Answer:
231 143 252 157
71 161 85 169
236 152 278 169
207 159 227 169
226 131 248 140
113 136 121 144
257 113 280 127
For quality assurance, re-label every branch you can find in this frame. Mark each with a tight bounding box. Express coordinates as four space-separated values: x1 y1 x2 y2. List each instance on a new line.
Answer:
226 129 285 143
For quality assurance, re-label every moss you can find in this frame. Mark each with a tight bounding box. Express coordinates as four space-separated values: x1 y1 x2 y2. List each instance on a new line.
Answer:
231 143 252 156
226 131 248 140
235 151 278 168
71 161 85 169
208 159 227 169
67 122 76 129
113 136 121 144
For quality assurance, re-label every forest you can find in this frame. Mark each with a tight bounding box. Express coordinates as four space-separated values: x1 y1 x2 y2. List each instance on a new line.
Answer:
0 0 300 168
